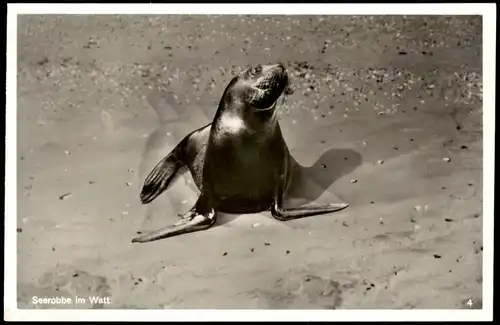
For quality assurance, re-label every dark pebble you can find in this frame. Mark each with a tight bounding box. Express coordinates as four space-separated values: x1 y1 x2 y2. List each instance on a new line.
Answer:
398 51 408 55
434 254 442 259
136 231 142 234
89 181 95 184
286 250 290 254
461 145 469 149
444 218 453 222
456 125 462 130
264 242 271 246
52 247 55 251
37 57 49 66
321 164 327 169
342 221 349 227
250 248 254 252
73 273 79 277
58 192 72 200
222 252 227 256
370 201 375 204
17 228 22 233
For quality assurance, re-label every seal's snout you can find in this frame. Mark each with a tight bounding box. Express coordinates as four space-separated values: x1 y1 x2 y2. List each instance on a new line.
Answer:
253 64 288 90
276 62 286 71
244 63 291 109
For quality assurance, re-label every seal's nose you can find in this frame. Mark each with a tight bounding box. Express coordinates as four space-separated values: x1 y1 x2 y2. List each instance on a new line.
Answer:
276 62 286 71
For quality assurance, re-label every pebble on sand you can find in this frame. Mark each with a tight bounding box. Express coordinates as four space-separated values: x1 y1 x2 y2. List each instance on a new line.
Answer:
413 205 422 212
443 157 451 162
350 179 358 184
377 160 384 164
252 223 261 228
58 192 72 200
126 182 133 186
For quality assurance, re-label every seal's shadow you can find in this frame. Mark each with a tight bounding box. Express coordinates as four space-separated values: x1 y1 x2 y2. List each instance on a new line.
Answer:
216 148 362 226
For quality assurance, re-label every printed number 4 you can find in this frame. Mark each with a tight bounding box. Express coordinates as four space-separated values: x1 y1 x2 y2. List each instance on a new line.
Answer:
467 299 473 307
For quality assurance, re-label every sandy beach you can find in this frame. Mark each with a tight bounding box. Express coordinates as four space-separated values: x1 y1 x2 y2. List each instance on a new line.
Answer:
15 14 484 310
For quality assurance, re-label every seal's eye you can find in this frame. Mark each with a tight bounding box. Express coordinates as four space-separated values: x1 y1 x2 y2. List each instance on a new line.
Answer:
250 65 262 75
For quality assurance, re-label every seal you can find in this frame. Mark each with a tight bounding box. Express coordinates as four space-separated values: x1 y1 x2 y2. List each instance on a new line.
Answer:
132 63 349 243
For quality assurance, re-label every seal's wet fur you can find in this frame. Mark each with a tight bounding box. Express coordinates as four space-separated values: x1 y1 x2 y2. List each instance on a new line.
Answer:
132 63 348 243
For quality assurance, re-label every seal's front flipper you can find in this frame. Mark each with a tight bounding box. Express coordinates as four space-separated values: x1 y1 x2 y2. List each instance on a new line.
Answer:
140 148 184 204
271 202 349 221
131 209 216 243
132 194 217 243
271 165 349 221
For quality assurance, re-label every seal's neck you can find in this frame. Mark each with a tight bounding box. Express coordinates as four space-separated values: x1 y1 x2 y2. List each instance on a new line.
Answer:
215 99 278 134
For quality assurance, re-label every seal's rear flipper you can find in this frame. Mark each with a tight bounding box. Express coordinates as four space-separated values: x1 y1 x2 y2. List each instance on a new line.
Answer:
271 202 349 221
140 147 184 204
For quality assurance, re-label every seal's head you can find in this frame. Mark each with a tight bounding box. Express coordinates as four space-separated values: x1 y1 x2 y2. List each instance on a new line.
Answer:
222 63 292 112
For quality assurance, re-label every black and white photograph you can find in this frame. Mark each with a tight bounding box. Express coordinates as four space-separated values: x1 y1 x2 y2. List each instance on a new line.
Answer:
5 3 494 321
